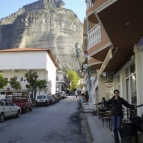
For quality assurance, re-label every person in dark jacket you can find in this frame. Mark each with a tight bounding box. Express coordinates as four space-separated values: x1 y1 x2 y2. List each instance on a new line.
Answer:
106 89 136 143
85 91 89 103
97 97 106 107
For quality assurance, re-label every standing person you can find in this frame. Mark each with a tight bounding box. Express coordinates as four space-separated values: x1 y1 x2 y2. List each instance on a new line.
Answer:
106 89 136 143
85 91 89 103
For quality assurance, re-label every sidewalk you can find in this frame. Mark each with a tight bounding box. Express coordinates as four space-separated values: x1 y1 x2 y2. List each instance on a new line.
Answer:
82 102 114 143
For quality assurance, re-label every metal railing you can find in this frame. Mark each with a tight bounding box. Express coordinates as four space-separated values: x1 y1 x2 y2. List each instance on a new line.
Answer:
87 24 101 49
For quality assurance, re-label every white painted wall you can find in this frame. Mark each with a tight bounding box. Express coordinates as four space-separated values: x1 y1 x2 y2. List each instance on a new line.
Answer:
135 45 143 116
0 51 47 70
0 51 57 96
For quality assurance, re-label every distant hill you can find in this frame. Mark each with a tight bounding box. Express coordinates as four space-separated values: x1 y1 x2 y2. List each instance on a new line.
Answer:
0 0 84 71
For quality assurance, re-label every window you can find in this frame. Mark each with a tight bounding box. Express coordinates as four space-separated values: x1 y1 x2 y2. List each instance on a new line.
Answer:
126 79 130 101
130 63 135 74
6 100 13 106
0 92 5 95
37 95 46 99
21 78 23 81
10 78 14 81
1 100 7 106
125 68 129 78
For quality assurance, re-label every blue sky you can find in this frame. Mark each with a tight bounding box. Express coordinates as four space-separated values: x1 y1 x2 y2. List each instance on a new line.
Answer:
0 0 86 22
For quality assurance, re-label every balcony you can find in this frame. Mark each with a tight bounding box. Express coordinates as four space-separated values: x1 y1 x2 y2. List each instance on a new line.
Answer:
87 24 111 62
88 56 102 70
86 0 98 24
87 24 101 50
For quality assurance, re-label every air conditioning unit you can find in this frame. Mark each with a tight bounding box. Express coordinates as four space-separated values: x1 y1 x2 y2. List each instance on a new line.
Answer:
106 71 113 83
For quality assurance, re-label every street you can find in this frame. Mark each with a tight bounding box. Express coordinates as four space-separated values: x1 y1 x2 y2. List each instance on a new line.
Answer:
0 97 81 143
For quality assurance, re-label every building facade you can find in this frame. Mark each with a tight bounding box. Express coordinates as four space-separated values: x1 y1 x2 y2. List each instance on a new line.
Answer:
0 48 58 98
84 0 143 117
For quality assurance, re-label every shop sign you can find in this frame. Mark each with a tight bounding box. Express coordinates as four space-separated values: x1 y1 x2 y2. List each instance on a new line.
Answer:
137 37 143 51
105 83 113 88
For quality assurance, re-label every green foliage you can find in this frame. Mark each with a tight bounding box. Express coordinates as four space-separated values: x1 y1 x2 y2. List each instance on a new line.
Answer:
25 71 39 99
25 71 39 87
34 79 47 95
9 76 21 91
0 74 8 89
66 70 79 90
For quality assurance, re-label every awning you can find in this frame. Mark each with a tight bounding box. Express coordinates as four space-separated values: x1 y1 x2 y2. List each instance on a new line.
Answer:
97 48 112 78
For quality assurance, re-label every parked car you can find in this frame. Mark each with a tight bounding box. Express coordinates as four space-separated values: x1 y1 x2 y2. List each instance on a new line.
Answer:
0 98 21 123
47 95 55 104
52 94 59 102
59 91 65 99
56 92 61 100
63 92 67 98
36 95 49 107
12 96 32 114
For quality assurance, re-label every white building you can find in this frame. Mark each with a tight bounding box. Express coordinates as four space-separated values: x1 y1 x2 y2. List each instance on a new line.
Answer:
0 48 58 98
56 71 65 92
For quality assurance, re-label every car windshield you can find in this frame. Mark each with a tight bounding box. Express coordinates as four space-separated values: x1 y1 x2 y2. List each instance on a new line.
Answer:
48 96 52 99
37 95 46 99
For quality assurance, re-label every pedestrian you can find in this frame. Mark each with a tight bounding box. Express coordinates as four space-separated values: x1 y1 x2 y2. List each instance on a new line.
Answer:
105 89 136 143
97 97 106 107
85 91 89 103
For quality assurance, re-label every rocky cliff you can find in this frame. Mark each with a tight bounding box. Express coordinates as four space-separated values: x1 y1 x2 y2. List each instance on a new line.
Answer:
0 0 84 71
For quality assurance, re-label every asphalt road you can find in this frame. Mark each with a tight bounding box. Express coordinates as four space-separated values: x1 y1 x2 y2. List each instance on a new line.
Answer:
0 96 81 143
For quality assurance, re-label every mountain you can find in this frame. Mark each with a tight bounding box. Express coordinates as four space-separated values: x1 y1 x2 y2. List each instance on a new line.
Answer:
0 0 84 71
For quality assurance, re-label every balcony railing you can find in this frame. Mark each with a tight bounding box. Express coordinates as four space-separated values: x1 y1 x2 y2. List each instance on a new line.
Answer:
87 24 101 49
86 0 92 10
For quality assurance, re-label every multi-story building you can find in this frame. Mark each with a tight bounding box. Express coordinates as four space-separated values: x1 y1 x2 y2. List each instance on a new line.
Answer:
85 0 143 118
0 48 58 98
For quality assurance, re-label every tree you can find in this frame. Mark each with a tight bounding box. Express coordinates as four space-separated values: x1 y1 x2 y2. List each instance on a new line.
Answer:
35 80 47 95
66 70 79 90
0 74 8 89
25 71 39 99
9 76 21 94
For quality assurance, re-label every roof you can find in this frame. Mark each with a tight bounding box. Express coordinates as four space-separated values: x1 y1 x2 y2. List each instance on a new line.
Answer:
0 48 58 67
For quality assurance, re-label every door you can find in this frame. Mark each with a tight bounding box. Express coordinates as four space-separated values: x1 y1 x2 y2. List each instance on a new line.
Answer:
1 99 10 117
6 100 16 116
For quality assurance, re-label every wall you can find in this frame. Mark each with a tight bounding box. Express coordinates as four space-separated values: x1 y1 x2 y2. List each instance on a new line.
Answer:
0 51 57 96
46 53 56 94
135 45 143 116
0 51 46 70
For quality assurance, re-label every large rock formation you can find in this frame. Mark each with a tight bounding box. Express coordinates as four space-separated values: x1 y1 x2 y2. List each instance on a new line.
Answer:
0 0 84 71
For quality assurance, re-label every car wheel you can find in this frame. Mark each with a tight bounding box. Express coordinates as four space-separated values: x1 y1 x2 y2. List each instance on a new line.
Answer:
16 110 20 118
29 107 32 111
23 108 27 114
0 113 5 123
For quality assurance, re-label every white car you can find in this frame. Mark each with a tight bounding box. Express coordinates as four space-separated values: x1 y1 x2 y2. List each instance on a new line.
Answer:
36 95 50 106
59 91 67 99
0 98 21 123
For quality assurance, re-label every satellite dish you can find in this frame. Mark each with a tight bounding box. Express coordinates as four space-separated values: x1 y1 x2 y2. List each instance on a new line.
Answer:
83 64 88 69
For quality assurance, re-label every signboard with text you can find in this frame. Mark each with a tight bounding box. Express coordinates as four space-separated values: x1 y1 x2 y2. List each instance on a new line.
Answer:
137 37 143 51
